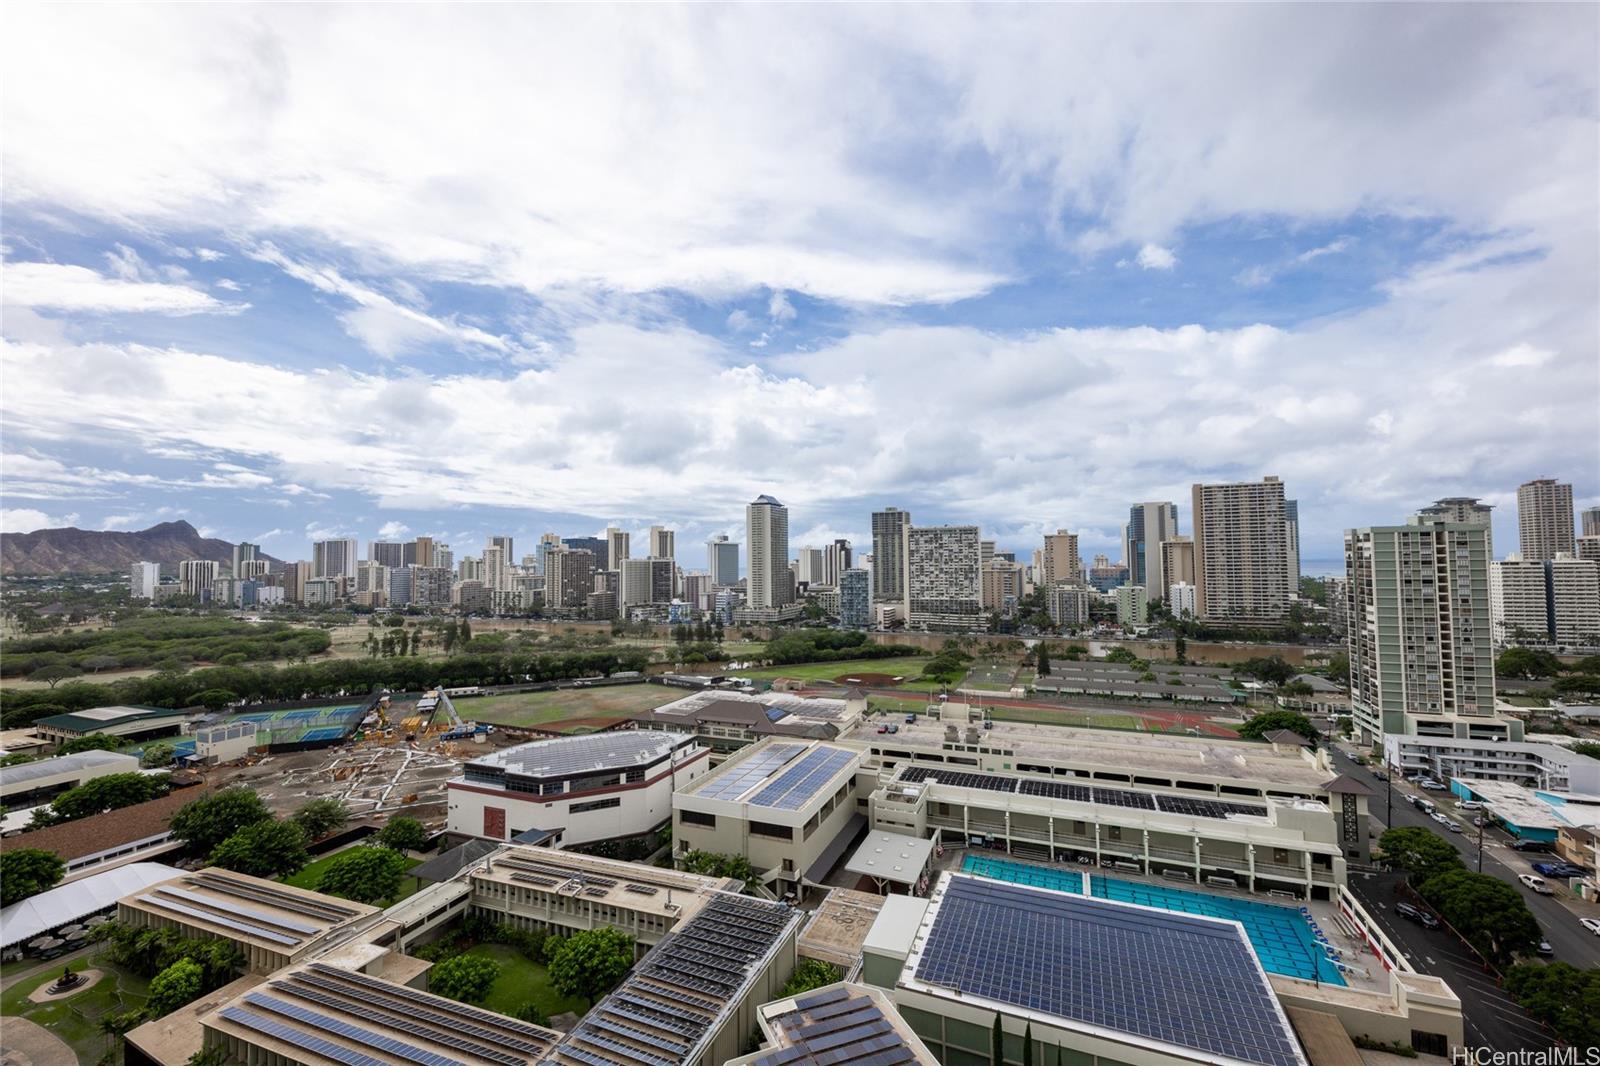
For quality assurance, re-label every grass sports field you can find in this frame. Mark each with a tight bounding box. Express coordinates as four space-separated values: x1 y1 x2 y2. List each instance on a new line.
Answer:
738 655 931 683
463 685 674 728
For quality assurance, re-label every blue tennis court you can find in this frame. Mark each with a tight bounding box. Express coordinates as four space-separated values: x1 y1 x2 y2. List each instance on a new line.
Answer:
962 854 1344 985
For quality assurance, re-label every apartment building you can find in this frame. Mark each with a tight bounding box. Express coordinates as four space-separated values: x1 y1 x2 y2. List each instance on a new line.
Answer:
1191 477 1291 624
1114 583 1148 625
707 533 739 586
840 568 871 628
543 546 596 609
607 526 631 572
748 495 793 611
1047 583 1091 626
1492 553 1600 646
178 558 220 598
906 525 984 630
311 537 359 580
129 560 160 599
1517 478 1575 561
1124 502 1178 597
1418 497 1494 556
1383 735 1600 793
1161 535 1196 599
1040 529 1084 588
981 558 1026 612
871 507 911 604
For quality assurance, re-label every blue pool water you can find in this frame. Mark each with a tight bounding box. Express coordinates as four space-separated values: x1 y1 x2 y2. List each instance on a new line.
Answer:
961 854 1345 985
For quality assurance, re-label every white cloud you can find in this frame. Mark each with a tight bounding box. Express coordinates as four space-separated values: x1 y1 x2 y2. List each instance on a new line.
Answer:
214 278 242 291
1 507 80 533
194 248 226 262
1295 236 1354 263
1 260 246 315
1488 342 1554 368
768 291 796 323
377 520 410 539
1136 244 1177 270
725 309 754 332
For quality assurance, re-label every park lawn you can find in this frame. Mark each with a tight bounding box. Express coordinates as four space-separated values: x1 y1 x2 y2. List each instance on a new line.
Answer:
0 953 150 1065
1502 695 1549 708
461 943 589 1020
739 655 931 683
465 685 674 728
282 849 423 901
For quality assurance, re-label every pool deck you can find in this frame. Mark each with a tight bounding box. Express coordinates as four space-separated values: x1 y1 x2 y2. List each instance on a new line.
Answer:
941 848 1389 994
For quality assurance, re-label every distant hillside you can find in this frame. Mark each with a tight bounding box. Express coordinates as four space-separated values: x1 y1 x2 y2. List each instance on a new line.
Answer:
0 520 277 576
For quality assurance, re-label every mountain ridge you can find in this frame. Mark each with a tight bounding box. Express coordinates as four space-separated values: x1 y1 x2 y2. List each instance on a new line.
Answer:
1 520 279 576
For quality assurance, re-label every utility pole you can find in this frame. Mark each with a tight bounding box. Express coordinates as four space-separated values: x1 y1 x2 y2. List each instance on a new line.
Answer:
1477 813 1485 874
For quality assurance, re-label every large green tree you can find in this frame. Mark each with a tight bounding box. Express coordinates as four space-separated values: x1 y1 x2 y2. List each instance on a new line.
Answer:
209 819 310 879
375 816 428 852
547 927 635 1007
170 788 272 854
1377 827 1464 886
56 733 121 754
316 846 409 904
36 771 169 825
1495 647 1563 680
146 957 205 1019
780 958 841 997
429 954 499 1004
1417 868 1540 967
1504 963 1600 1048
679 850 756 886
292 798 349 841
0 848 65 906
1238 710 1318 741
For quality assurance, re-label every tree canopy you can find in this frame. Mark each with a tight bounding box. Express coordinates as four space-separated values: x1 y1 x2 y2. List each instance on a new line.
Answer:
1504 962 1600 1048
170 788 272 854
56 733 122 755
292 798 349 841
1417 868 1540 967
547 927 635 1007
375 815 428 852
1234 656 1297 686
1238 710 1318 741
679 850 756 886
315 845 410 904
1377 827 1464 885
146 957 205 1019
1494 647 1563 680
33 771 169 827
429 954 500 1004
780 958 841 997
0 848 65 906
210 818 310 879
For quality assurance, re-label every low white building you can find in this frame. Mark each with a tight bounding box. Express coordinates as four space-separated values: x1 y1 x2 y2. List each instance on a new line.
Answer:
1168 581 1197 617
447 731 707 847
1383 734 1600 793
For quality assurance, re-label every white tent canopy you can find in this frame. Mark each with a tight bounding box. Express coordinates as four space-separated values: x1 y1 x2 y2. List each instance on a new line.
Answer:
0 861 182 950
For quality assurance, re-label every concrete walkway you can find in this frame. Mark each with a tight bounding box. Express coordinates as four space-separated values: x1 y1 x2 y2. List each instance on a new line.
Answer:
0 1016 75 1066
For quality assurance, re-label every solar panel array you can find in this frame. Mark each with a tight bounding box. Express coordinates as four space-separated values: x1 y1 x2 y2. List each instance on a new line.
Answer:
749 748 856 810
912 877 1305 1066
136 894 302 947
188 870 361 920
754 986 920 1066
896 766 1265 820
552 893 798 1066
694 743 806 801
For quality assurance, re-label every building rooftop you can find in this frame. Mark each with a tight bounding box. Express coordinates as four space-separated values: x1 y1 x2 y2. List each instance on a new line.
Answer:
34 704 189 733
127 973 267 1066
203 960 563 1065
462 730 696 780
797 889 885 969
1459 780 1600 831
892 763 1274 822
549 892 803 1066
843 830 936 886
467 845 738 922
0 787 195 862
901 874 1308 1066
120 868 378 954
647 689 854 724
686 740 861 810
0 748 140 789
1 861 184 950
741 982 940 1066
844 712 1335 790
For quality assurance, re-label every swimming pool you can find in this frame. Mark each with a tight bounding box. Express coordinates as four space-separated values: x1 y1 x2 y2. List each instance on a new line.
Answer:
961 854 1345 985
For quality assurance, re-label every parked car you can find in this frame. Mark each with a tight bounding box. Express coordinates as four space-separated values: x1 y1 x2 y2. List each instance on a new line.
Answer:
1430 811 1450 825
1536 940 1554 957
1518 874 1554 895
1458 801 1483 811
1395 901 1440 929
1444 820 1463 833
1531 862 1587 879
1580 917 1600 936
1420 779 1449 791
1510 840 1552 853
1371 770 1388 781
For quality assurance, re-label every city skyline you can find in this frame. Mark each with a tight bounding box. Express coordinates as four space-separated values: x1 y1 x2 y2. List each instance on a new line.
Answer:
2 6 1596 573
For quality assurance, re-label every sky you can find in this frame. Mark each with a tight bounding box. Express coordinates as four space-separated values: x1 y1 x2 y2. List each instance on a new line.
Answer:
2 4 1597 572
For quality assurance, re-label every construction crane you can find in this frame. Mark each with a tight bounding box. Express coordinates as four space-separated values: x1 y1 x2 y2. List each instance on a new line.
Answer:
429 689 494 742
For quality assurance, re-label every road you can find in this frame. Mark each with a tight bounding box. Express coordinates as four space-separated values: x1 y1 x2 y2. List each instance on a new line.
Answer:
1326 746 1600 969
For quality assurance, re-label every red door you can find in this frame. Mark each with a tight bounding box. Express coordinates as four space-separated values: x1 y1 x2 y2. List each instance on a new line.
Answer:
484 807 506 838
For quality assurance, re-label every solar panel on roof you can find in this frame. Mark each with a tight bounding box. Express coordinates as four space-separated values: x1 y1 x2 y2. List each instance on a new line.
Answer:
277 982 529 1066
912 877 1304 1066
750 748 854 809
219 1007 389 1066
300 963 556 1040
136 895 301 946
155 886 321 935
284 971 551 1057
188 871 359 919
695 743 806 801
244 993 465 1066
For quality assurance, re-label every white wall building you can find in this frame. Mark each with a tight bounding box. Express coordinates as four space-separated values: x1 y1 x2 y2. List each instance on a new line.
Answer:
129 561 160 600
1167 581 1197 617
1383 735 1600 794
747 495 792 610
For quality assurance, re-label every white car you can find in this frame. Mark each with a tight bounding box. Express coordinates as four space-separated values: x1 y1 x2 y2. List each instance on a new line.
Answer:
1580 917 1600 936
1431 812 1451 825
1519 874 1554 895
1444 820 1463 833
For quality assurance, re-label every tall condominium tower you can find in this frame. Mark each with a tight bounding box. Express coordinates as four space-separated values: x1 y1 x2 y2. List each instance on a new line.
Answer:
482 546 510 593
369 541 405 569
312 538 359 580
1159 537 1195 600
870 507 911 603
544 547 596 609
1191 477 1290 624
1583 506 1600 538
907 525 984 630
1284 500 1301 591
179 559 221 598
706 534 740 586
620 557 675 606
648 525 676 560
1124 503 1178 599
747 495 791 609
795 546 825 585
607 528 631 572
1417 497 1494 558
839 568 871 628
1345 516 1496 744
129 561 160 600
411 536 437 568
1517 478 1574 561
1040 529 1083 588
1493 554 1600 646
823 539 853 586
232 541 264 580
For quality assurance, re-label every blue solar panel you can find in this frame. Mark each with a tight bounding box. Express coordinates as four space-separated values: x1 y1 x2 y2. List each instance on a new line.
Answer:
695 743 806 801
913 877 1305 1066
219 1006 389 1066
243 993 464 1066
750 748 854 809
155 886 321 935
136 895 301 946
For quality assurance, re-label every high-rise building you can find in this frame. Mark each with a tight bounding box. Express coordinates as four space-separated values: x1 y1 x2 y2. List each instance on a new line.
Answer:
312 538 359 580
981 560 1026 612
232 541 264 580
870 507 911 604
563 536 609 570
277 561 308 604
129 561 160 599
412 536 437 568
706 534 739 586
795 546 825 585
1086 555 1128 593
387 566 413 607
410 566 453 607
1517 478 1574 561
648 526 676 560
536 533 561 575
1578 535 1600 564
1115 584 1148 625
1583 506 1600 538
1284 499 1301 592
433 543 452 571
1123 503 1178 600
483 545 510 593
179 559 220 599
1418 498 1493 557
1040 529 1083 588
823 539 853 587
681 571 713 613
544 547 596 609
1047 584 1091 627
1492 554 1600 646
619 557 674 607
1345 516 1496 744
907 525 984 630
369 541 406 569
1160 536 1195 598
1168 581 1197 618
747 495 792 609
607 528 631 572
457 556 484 583
839 568 870 628
1191 477 1290 624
